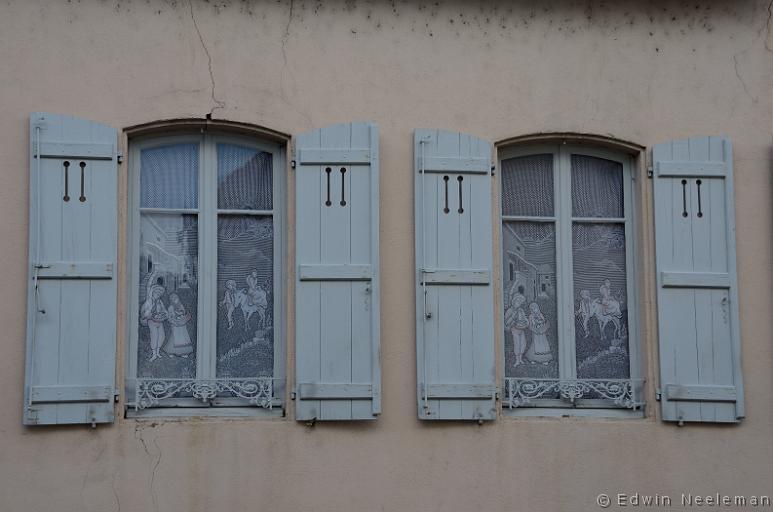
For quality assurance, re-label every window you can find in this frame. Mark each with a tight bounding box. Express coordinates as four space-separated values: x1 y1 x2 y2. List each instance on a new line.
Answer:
499 144 642 413
126 132 285 415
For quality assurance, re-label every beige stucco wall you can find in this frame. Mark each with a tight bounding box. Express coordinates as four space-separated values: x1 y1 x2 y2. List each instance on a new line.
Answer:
1 1 772 510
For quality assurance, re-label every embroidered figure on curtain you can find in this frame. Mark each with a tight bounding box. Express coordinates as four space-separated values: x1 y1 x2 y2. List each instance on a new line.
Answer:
165 292 193 357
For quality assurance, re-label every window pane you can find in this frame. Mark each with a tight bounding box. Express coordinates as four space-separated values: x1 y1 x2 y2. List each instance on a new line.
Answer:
571 155 624 218
140 143 199 209
501 154 554 217
572 223 630 379
503 222 559 379
137 214 198 378
217 144 273 210
216 216 274 378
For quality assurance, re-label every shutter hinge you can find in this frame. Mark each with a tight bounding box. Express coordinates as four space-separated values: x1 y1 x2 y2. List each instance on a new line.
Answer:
114 388 120 402
656 388 662 401
32 117 47 131
647 165 654 179
291 160 297 169
491 165 496 176
117 153 124 164
25 408 38 424
290 391 297 400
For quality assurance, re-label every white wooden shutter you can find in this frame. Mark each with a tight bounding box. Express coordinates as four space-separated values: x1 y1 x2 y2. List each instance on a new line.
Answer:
414 129 496 421
295 122 380 421
653 136 744 423
24 113 118 425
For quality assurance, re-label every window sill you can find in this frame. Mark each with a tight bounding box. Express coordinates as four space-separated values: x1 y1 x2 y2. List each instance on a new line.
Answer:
125 406 284 419
503 406 645 419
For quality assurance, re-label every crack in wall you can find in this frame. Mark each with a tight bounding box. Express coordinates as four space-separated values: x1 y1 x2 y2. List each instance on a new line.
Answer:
278 0 314 128
730 0 772 105
733 53 755 102
188 0 225 116
278 0 293 104
134 423 162 512
80 444 107 510
111 469 121 512
150 435 163 512
281 0 294 67
764 0 773 53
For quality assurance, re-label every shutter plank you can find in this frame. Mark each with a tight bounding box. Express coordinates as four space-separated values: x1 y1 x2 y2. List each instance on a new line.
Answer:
86 139 118 421
653 140 674 422
660 272 729 288
459 278 476 420
458 134 472 423
435 130 463 420
31 385 113 403
299 264 372 281
297 148 370 165
427 384 498 399
468 135 496 421
422 156 489 173
349 123 375 419
656 160 726 177
423 269 490 285
709 137 738 422
37 262 114 279
31 136 65 425
420 158 441 419
295 126 322 420
298 383 372 399
36 142 114 160
664 384 736 402
670 138 700 423
689 136 716 422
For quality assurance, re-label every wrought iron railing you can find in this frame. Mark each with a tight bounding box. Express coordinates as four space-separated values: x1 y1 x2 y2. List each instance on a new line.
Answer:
503 378 644 409
135 378 276 410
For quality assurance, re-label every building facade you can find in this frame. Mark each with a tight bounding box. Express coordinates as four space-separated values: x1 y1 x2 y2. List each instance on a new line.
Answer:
1 1 772 510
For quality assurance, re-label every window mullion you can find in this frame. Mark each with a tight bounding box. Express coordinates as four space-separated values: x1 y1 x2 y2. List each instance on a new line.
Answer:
205 135 220 381
194 134 209 381
554 146 567 381
557 146 577 380
194 135 205 380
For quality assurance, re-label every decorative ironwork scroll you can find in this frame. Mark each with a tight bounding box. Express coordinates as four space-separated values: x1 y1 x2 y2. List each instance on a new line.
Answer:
504 378 643 409
135 378 275 410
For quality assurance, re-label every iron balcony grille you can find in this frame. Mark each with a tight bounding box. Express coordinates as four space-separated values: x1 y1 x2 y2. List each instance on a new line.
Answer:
504 377 644 409
135 377 276 410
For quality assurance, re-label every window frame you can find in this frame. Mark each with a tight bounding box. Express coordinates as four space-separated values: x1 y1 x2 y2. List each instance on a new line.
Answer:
498 142 643 416
125 131 286 417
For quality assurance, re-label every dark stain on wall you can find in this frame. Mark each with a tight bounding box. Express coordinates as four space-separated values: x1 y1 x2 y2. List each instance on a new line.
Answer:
90 0 771 60
98 0 765 33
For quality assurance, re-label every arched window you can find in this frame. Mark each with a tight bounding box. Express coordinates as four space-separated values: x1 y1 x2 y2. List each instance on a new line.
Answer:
500 141 640 413
126 126 285 416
